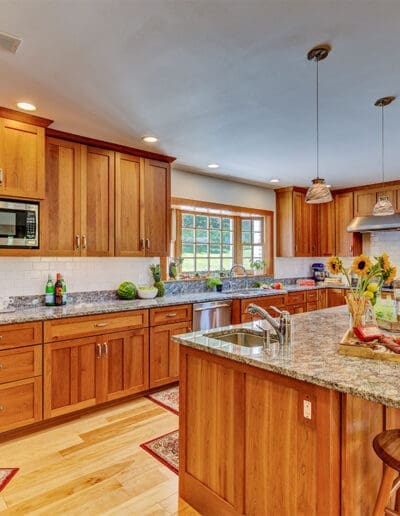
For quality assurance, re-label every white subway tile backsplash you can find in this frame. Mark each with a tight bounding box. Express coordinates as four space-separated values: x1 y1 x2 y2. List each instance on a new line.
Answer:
0 257 159 297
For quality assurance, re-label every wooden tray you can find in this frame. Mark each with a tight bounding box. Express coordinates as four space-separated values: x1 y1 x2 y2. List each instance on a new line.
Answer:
338 329 400 363
377 318 400 333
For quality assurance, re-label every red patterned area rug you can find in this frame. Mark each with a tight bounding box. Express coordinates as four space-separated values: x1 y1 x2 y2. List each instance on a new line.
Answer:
147 385 179 415
140 430 179 474
0 468 18 492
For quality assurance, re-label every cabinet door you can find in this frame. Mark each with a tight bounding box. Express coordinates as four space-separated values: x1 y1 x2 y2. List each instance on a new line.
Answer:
101 329 149 402
294 191 316 256
81 146 115 256
44 336 99 418
0 377 42 432
0 118 45 199
115 153 144 256
43 138 81 255
150 321 191 388
143 159 170 257
327 288 347 307
354 190 377 217
318 201 335 256
334 192 361 257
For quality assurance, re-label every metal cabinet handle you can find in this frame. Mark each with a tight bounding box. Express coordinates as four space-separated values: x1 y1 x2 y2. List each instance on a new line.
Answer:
0 336 2 340
166 313 177 318
94 322 108 328
145 238 150 249
75 235 80 250
140 238 145 250
82 235 87 249
103 342 108 356
0 405 3 411
96 343 102 358
0 169 3 185
0 364 4 369
194 303 231 312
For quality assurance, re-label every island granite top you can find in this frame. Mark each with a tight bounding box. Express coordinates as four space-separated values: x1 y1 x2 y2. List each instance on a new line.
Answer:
173 305 400 410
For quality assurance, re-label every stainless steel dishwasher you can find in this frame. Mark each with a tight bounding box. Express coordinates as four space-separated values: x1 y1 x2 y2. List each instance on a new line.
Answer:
193 300 232 331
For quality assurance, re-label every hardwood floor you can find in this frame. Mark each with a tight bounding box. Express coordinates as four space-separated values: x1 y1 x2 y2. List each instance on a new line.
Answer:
0 395 197 515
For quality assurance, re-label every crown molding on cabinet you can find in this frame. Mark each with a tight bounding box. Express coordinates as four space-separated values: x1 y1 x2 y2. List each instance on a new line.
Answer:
0 106 54 127
46 128 176 164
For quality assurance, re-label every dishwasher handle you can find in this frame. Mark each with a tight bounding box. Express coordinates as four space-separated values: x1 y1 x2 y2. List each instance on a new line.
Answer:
193 303 231 312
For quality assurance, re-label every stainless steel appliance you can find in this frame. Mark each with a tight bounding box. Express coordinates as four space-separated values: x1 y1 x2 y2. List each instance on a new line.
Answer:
311 263 326 282
0 199 39 248
193 300 232 331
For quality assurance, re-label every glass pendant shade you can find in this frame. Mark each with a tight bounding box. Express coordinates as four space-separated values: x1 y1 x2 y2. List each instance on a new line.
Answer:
305 177 333 204
372 194 395 216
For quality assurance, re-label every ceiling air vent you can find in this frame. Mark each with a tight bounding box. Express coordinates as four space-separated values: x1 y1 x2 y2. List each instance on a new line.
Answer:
0 31 22 53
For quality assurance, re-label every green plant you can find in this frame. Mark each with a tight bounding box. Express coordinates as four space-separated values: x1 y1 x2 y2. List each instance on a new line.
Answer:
207 277 222 289
149 264 161 282
249 259 267 271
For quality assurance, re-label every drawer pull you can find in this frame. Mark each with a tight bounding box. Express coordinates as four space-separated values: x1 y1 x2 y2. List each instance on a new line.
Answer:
0 364 4 369
0 405 4 411
94 322 109 328
103 342 109 356
166 313 177 318
96 343 102 358
0 336 2 340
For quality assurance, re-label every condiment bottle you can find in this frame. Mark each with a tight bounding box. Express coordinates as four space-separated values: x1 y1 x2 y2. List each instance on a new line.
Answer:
54 273 63 306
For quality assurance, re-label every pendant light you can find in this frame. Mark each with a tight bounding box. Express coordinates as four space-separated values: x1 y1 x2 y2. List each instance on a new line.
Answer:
305 45 333 204
372 96 396 216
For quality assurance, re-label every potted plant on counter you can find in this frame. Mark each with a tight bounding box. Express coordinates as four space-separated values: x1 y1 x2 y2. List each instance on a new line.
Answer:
207 277 223 292
249 259 267 275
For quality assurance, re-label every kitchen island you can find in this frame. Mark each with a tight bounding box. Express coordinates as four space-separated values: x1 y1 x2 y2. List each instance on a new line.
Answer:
174 306 400 516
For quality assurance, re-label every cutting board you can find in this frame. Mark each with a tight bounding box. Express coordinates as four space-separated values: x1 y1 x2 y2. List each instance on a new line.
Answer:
338 329 400 363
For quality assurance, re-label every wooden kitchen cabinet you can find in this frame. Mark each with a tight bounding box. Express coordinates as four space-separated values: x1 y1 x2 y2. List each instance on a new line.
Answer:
334 192 361 257
327 288 347 307
354 187 398 216
276 187 334 257
241 294 287 322
149 304 192 388
0 117 45 200
44 326 149 418
115 155 170 257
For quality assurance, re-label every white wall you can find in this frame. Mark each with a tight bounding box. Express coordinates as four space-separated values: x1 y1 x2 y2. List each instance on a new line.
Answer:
172 169 275 211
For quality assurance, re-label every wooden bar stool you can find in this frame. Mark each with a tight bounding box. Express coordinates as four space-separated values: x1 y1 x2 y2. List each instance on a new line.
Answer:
373 429 400 516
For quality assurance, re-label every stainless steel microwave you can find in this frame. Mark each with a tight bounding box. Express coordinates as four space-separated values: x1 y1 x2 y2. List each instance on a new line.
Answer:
0 199 39 248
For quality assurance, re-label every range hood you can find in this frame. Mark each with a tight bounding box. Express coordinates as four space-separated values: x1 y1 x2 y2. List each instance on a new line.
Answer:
347 214 400 232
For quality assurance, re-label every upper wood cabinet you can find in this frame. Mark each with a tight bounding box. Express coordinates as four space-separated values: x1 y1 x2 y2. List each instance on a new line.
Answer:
276 187 333 257
0 117 45 199
334 192 361 257
354 187 398 216
44 138 171 257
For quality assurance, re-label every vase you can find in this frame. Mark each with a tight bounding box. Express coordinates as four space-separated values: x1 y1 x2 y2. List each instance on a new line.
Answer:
345 293 374 328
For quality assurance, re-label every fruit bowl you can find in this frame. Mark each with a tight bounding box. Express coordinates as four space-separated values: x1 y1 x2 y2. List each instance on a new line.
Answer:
137 287 158 299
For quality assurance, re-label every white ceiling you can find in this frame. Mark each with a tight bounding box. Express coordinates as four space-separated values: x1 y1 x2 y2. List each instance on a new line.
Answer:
1 0 400 189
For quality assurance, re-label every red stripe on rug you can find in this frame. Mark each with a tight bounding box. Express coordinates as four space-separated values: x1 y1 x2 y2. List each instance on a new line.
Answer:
140 430 179 475
0 468 19 493
146 396 179 415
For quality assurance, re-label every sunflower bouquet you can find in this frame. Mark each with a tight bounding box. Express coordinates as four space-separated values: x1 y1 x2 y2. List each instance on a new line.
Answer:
327 253 396 305
327 253 397 327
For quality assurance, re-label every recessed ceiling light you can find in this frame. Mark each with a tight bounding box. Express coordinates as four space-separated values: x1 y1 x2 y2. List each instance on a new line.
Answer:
207 163 220 169
17 101 37 111
269 179 280 183
142 135 158 143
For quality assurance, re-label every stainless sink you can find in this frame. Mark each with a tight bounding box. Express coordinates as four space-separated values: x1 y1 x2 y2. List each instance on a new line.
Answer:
205 329 278 348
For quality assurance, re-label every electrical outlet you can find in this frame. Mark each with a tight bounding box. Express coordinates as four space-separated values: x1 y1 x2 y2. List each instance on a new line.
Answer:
303 399 312 420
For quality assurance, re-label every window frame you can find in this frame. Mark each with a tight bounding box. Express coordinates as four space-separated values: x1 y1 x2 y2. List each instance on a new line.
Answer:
170 197 274 277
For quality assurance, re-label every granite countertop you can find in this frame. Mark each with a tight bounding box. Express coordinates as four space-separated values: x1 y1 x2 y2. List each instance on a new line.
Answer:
0 282 390 325
173 305 400 409
0 286 316 325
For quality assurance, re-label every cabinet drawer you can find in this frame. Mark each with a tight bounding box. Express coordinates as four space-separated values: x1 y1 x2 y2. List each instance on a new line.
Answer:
0 377 42 432
44 310 149 342
150 304 192 326
0 321 42 350
241 295 286 322
287 291 307 305
306 290 319 302
306 302 319 312
0 345 42 384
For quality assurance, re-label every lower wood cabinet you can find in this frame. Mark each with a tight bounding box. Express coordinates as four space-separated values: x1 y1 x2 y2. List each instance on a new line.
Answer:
44 328 148 419
241 295 287 322
327 288 348 307
150 321 191 388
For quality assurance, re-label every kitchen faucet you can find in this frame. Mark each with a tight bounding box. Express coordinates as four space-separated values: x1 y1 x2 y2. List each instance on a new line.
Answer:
229 264 247 276
246 303 291 345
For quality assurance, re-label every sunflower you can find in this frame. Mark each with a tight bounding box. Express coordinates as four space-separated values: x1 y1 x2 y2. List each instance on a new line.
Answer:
326 256 342 276
351 254 371 277
380 252 391 272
